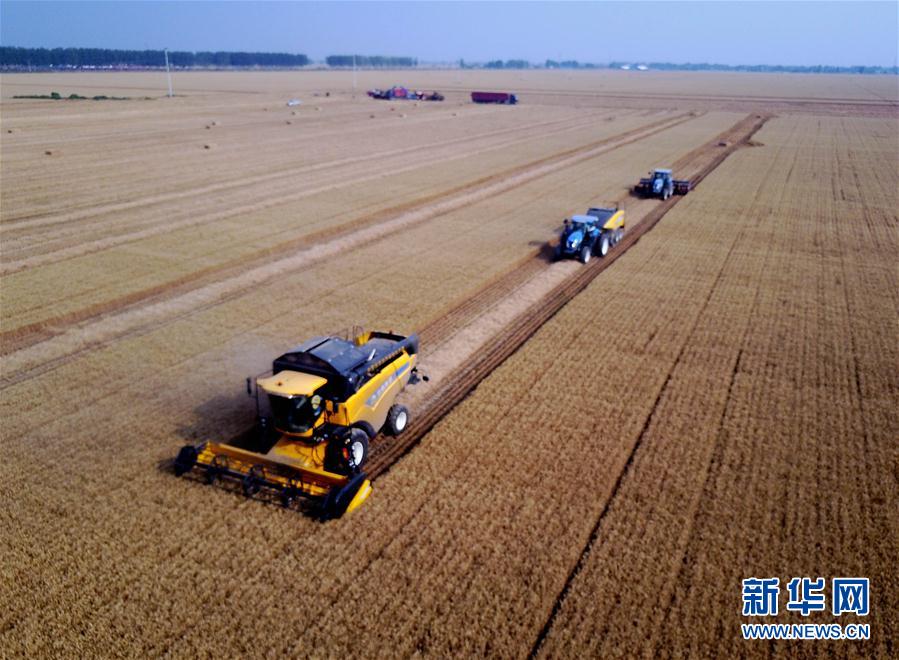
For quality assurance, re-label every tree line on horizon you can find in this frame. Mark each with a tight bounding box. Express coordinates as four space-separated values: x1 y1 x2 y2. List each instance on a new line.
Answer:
0 47 419 69
0 47 310 68
325 55 417 67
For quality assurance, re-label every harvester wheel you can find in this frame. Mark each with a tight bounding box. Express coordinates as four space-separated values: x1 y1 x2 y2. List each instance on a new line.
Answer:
346 429 369 471
326 428 369 474
173 445 198 476
597 234 610 257
579 245 591 264
242 465 264 497
385 404 409 435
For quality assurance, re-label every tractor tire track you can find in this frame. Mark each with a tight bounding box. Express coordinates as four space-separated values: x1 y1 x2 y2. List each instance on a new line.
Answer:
0 113 698 385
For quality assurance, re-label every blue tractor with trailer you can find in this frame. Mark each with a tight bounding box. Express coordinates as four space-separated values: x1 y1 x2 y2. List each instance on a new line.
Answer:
634 168 692 200
554 206 626 264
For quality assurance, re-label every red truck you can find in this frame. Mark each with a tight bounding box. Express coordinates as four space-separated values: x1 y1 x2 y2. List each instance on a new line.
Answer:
471 91 518 105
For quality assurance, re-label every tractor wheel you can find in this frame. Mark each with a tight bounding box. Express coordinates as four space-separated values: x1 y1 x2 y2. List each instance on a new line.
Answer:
663 189 670 200
598 234 611 257
615 228 624 244
579 245 592 264
385 404 410 435
552 244 562 261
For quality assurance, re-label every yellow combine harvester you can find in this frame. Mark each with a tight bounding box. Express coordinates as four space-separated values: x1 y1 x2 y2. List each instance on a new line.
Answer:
174 329 422 519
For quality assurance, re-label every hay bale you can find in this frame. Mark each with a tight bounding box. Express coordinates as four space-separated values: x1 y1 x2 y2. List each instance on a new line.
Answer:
369 114 376 119
286 120 292 125
203 144 212 150
7 129 13 134
44 150 53 156
314 106 321 111
399 113 407 118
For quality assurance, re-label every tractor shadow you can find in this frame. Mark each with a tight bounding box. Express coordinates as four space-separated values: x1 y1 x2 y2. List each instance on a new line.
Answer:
531 240 559 263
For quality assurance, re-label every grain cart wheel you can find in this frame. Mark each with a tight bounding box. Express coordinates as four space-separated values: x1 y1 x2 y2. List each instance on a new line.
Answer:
242 464 264 497
598 233 611 257
385 404 410 435
174 445 198 476
579 245 592 264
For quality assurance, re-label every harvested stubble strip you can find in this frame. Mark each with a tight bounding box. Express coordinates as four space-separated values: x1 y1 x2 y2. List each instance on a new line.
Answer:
536 115 898 658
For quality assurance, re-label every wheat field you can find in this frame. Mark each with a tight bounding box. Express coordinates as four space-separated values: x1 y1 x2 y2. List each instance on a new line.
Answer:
2 70 896 657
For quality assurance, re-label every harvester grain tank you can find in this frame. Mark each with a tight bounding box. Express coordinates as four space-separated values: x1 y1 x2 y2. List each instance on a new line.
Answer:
634 168 692 199
555 206 626 263
174 329 423 519
471 91 518 104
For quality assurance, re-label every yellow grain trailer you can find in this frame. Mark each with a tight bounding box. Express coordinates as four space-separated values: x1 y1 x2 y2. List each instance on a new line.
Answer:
174 330 422 519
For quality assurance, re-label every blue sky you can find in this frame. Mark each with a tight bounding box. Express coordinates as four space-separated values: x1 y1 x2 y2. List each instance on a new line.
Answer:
2 1 897 66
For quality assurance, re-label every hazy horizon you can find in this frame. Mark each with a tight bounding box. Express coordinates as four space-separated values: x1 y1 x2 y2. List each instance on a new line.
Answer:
2 1 898 68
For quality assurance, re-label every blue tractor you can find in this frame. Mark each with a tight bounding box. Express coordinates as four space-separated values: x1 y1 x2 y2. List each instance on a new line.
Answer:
634 168 692 200
554 208 626 264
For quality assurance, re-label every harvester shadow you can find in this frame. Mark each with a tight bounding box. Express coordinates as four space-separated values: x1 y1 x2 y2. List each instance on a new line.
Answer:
159 393 325 519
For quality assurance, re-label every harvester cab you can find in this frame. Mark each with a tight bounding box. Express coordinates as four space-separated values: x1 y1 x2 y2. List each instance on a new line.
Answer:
174 329 422 519
554 206 626 264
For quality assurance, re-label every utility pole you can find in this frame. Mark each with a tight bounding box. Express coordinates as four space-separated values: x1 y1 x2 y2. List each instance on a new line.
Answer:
352 53 357 97
164 48 174 97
